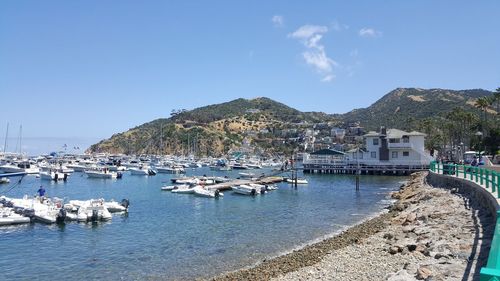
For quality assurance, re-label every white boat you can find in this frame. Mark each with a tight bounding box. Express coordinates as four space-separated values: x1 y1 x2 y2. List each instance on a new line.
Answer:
231 163 249 170
193 186 223 198
232 185 258 196
0 177 10 184
9 196 66 224
66 164 88 172
286 178 308 184
40 171 68 181
74 199 112 221
161 184 189 191
238 172 255 179
103 199 129 212
171 186 195 194
247 163 262 169
156 166 185 174
129 167 156 176
0 164 24 173
0 207 31 225
129 168 149 175
85 168 120 179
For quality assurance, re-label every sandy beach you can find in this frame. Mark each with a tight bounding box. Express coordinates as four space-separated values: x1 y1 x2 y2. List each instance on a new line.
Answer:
211 172 494 281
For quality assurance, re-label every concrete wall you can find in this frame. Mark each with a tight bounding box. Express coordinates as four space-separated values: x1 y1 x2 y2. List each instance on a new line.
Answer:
426 172 499 219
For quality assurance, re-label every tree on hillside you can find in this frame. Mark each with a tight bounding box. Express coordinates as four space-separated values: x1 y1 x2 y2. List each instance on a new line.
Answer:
475 96 490 135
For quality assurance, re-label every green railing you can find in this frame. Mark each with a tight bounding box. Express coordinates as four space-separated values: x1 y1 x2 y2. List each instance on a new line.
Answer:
429 161 500 281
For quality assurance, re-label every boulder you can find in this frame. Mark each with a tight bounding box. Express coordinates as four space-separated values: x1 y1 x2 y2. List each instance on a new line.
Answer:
416 266 432 280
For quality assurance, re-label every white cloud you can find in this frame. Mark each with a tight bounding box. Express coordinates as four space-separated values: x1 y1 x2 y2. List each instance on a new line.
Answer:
289 25 337 82
331 20 349 31
359 27 382 38
321 74 335 82
289 25 328 40
272 15 284 27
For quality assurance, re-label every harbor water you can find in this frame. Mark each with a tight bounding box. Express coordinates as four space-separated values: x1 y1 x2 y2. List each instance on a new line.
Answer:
0 168 405 280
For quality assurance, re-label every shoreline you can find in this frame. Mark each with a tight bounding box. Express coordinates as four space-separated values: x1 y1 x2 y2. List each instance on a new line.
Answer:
210 172 493 280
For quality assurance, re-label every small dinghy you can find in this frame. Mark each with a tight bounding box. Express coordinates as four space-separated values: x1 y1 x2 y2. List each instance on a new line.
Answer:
193 186 223 198
171 186 195 194
161 184 189 191
286 178 308 184
232 185 258 196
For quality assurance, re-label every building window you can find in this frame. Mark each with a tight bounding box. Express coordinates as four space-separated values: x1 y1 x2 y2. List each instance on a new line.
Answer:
403 151 409 157
389 138 400 143
372 138 379 145
371 152 376 158
402 136 409 143
392 151 398 158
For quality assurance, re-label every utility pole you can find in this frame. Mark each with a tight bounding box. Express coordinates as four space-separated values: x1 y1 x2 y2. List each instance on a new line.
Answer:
356 146 360 191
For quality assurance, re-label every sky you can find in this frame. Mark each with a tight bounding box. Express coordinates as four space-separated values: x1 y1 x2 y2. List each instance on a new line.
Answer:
1 0 499 141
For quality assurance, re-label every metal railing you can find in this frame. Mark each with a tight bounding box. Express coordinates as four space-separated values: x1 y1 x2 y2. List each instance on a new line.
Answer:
429 161 500 281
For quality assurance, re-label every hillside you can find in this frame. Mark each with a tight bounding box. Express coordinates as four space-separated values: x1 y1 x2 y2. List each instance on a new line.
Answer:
88 88 495 156
340 88 494 130
88 97 336 156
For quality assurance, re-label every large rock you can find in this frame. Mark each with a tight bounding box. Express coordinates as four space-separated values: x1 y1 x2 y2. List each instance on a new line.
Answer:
416 266 432 280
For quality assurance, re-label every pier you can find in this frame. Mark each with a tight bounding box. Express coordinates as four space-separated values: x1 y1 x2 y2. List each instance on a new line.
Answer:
301 164 429 176
206 176 285 191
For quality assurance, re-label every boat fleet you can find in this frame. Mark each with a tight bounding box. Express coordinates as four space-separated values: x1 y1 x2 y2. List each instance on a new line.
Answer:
162 176 280 197
0 152 304 227
0 152 285 182
0 195 129 226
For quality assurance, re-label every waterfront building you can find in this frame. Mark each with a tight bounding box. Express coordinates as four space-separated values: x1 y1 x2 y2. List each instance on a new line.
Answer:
303 127 434 175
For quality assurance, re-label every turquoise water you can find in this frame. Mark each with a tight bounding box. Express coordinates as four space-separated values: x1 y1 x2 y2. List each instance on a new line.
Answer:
0 168 405 280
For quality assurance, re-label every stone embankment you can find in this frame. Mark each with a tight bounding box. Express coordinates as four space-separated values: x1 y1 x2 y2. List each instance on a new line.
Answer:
211 172 494 281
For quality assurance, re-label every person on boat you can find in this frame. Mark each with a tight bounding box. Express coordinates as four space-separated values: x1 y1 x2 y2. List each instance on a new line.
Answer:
37 186 46 201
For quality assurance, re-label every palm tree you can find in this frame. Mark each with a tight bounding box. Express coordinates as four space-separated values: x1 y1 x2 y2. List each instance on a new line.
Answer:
475 96 490 127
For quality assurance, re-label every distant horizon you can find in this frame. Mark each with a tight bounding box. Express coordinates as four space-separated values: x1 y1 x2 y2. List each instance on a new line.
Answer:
2 1 499 139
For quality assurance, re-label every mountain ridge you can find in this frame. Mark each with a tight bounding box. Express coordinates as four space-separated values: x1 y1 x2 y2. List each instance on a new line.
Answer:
88 87 495 155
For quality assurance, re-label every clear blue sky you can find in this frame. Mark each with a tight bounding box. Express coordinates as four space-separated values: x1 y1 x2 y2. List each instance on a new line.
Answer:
1 0 499 139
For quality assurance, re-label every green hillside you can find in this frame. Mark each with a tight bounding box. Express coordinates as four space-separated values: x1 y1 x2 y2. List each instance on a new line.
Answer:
88 88 496 156
340 88 494 130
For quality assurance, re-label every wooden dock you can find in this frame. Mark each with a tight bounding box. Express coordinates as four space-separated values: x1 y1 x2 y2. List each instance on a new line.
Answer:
206 176 284 191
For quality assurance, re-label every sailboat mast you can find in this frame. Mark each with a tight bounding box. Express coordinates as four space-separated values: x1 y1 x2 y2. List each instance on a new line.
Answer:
19 125 22 155
3 122 8 153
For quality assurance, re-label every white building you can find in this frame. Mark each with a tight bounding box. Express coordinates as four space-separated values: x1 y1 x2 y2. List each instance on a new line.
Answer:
349 127 433 166
303 127 434 174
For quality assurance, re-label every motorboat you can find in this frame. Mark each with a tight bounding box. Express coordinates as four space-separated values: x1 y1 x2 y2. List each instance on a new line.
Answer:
161 184 189 191
129 168 148 175
193 185 223 198
232 185 258 195
9 196 66 224
104 199 129 212
0 164 24 173
85 168 121 179
66 163 88 172
238 172 255 179
0 206 31 225
231 163 249 170
0 177 10 184
73 199 112 221
171 186 195 194
40 171 69 181
156 166 185 174
286 178 309 184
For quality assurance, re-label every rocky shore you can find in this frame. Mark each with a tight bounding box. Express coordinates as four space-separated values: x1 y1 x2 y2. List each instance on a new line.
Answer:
211 172 494 281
